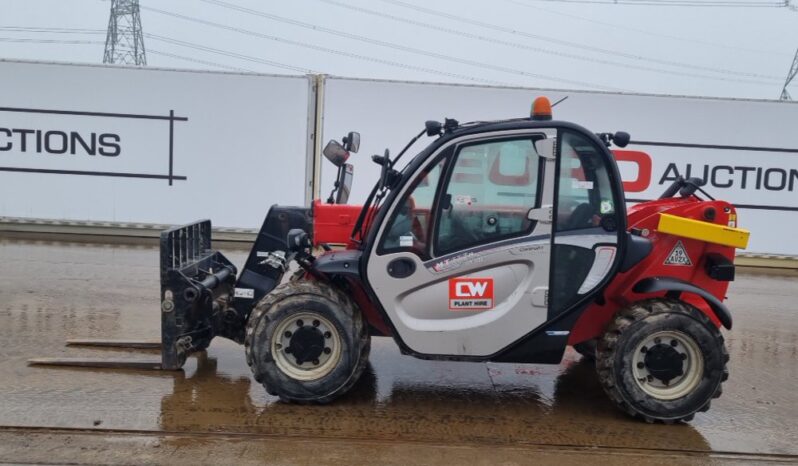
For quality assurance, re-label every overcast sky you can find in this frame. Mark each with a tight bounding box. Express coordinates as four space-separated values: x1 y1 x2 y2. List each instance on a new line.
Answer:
1 0 796 99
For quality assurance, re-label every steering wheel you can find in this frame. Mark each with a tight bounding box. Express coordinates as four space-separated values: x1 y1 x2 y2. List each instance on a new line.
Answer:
566 203 595 230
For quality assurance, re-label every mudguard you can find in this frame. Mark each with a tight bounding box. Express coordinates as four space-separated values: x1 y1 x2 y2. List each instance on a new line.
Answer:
633 276 732 330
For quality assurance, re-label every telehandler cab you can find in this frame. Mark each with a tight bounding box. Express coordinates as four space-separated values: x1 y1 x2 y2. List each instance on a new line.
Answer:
32 97 750 423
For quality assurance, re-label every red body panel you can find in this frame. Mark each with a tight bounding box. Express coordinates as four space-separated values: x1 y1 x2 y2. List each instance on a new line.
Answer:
347 277 391 336
568 197 738 345
311 199 363 246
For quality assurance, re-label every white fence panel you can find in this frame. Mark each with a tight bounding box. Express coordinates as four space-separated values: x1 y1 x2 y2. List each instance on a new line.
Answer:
0 60 312 229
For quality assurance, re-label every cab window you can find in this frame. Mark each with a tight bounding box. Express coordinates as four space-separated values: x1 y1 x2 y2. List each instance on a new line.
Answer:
379 156 447 259
556 131 616 232
434 137 542 256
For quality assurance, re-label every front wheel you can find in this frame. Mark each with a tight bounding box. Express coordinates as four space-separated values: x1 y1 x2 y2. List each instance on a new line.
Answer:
596 299 729 423
245 280 370 403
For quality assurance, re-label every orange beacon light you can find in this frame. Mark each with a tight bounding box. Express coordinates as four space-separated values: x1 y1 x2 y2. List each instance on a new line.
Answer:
531 96 552 121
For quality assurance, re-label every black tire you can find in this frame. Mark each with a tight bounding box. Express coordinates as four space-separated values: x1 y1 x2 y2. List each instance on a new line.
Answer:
244 280 370 403
596 298 729 423
573 339 597 362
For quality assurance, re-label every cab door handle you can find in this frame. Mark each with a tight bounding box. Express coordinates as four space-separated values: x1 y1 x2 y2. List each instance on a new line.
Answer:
387 258 416 278
527 205 552 223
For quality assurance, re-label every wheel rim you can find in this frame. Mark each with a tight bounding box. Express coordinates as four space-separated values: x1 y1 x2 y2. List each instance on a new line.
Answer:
271 312 342 381
632 330 704 400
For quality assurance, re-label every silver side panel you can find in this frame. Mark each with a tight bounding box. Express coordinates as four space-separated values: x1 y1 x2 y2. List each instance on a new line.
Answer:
366 129 556 357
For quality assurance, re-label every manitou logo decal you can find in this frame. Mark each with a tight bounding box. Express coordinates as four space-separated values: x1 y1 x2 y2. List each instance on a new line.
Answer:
448 277 494 310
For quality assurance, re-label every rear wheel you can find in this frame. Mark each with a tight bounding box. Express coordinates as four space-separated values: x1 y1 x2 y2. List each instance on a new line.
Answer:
245 280 370 403
596 299 728 423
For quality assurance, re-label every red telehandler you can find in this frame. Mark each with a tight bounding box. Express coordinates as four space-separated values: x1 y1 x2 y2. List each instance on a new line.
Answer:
32 97 749 423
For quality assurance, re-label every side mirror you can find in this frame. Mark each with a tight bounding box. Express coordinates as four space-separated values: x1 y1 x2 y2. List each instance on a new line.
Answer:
596 131 631 148
425 120 443 136
336 163 354 204
342 131 360 153
613 131 630 148
323 139 349 167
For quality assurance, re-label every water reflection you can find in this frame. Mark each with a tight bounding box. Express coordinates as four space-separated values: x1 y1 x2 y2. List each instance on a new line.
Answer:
158 350 711 454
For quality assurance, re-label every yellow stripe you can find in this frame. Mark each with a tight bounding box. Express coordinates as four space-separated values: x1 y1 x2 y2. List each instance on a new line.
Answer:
657 213 750 249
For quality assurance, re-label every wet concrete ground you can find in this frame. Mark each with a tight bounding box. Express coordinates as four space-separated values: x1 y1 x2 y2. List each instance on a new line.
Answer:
0 236 796 465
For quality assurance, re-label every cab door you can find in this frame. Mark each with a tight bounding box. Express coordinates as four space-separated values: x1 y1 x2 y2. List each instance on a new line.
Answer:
548 129 625 317
365 129 557 357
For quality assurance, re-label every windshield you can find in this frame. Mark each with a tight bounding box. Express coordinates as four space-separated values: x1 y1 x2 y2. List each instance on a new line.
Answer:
351 131 437 244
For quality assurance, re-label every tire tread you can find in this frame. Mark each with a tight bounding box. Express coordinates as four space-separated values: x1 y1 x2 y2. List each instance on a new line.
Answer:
244 279 370 403
596 298 728 423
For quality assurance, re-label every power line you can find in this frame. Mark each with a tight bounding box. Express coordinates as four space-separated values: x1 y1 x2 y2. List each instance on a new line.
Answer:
145 34 318 74
0 26 105 35
0 23 482 81
2 21 512 84
503 0 790 56
625 0 784 4
507 0 787 5
316 0 779 84
0 26 310 74
375 0 783 81
0 37 104 45
190 0 623 89
140 7 559 89
148 49 255 72
0 35 255 72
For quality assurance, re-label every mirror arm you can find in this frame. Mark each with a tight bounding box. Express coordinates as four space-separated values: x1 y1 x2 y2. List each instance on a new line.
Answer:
327 165 343 204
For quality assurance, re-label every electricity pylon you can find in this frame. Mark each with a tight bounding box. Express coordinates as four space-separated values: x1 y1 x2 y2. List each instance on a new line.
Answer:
780 48 797 101
103 0 146 66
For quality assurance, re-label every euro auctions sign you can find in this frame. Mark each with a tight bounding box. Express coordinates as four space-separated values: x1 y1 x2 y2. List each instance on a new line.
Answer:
449 277 494 311
610 139 798 256
613 147 798 204
0 106 187 185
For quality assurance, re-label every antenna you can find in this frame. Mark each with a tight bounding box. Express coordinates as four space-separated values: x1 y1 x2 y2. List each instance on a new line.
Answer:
780 48 797 101
103 0 147 66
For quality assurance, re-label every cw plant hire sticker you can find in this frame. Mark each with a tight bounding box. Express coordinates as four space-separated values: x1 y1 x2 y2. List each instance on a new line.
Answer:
449 277 494 310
